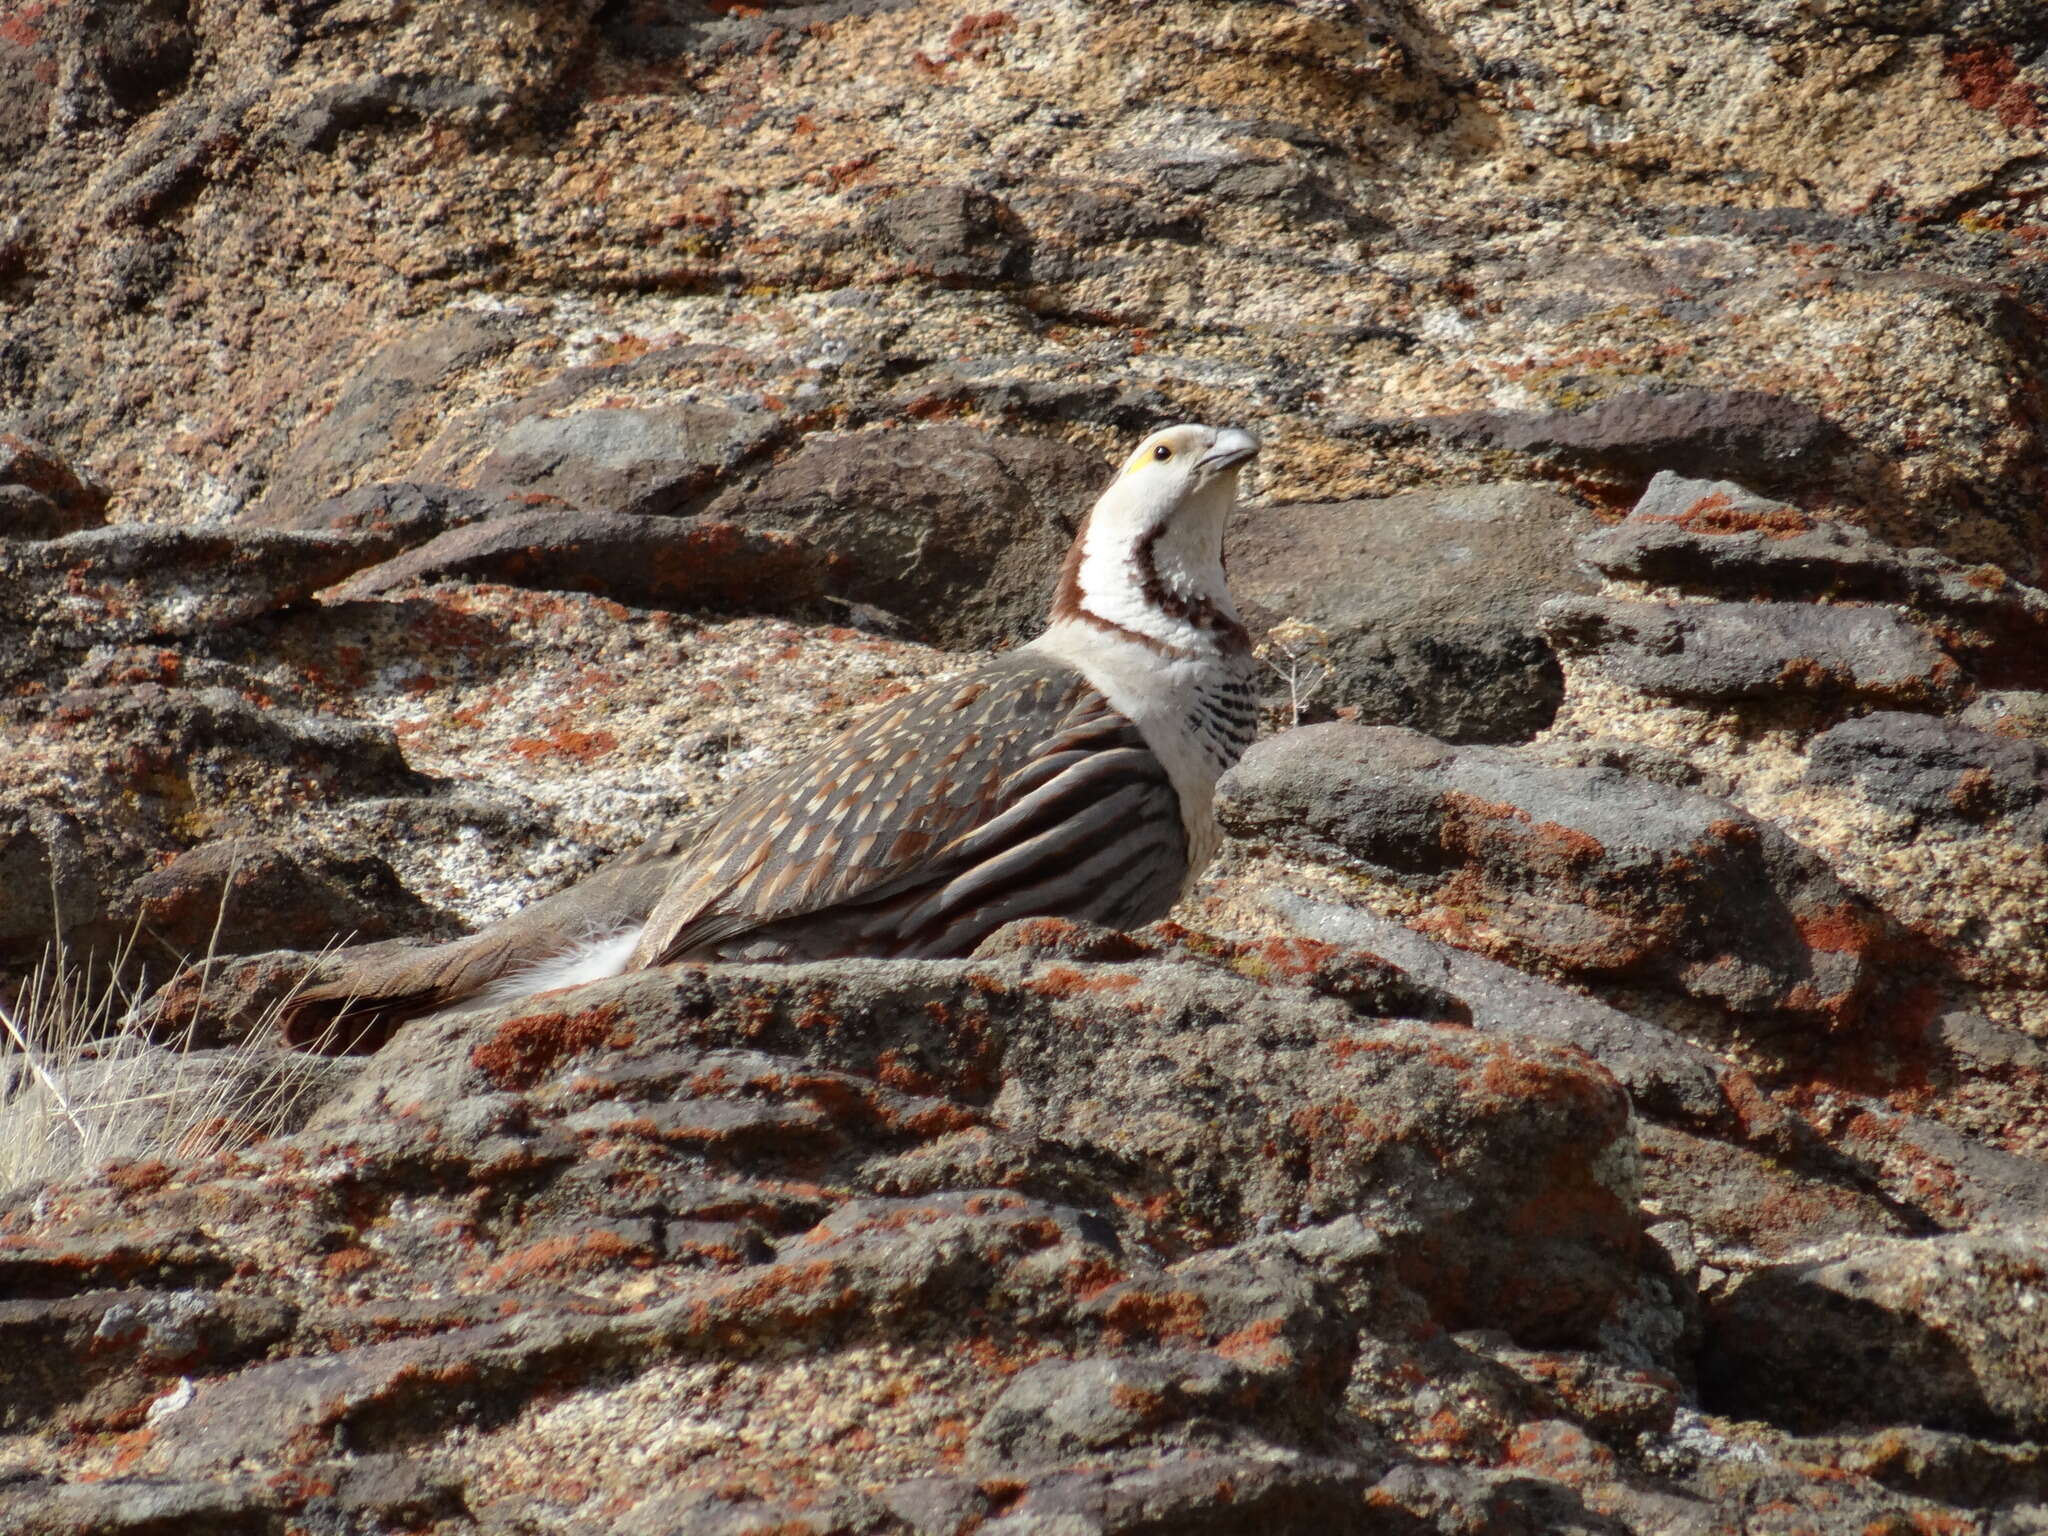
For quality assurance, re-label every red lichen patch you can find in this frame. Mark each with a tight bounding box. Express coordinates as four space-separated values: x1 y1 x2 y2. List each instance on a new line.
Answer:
1066 1254 1126 1302
1095 1286 1209 1346
1327 1036 1407 1067
1289 1100 1369 1144
1947 767 1998 817
947 11 1013 52
105 1427 156 1477
102 1160 172 1197
1669 490 1813 538
875 1047 944 1096
1214 1317 1290 1368
486 1229 649 1286
507 726 619 763
470 1005 629 1089
321 1246 378 1279
1911 1509 1988 1535
991 916 1156 961
1503 1419 1615 1478
1225 935 1341 985
1026 964 1140 998
1944 44 2044 132
1796 905 1882 957
266 1468 337 1502
1504 1159 1632 1246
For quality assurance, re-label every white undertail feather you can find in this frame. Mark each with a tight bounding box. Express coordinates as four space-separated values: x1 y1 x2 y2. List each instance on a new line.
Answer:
473 923 646 1009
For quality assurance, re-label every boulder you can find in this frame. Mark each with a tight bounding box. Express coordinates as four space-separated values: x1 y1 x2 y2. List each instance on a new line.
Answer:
707 425 1107 647
1229 482 1597 743
1219 723 1887 1022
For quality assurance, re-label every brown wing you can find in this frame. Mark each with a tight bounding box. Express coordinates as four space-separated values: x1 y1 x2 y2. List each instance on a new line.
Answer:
631 650 1190 966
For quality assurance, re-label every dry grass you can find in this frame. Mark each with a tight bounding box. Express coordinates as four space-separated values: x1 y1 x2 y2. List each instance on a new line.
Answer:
0 922 332 1192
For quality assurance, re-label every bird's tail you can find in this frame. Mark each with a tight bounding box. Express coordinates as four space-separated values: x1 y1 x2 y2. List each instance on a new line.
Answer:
281 826 696 1053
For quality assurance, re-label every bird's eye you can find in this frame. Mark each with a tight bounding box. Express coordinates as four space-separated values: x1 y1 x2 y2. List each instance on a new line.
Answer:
1152 444 1172 461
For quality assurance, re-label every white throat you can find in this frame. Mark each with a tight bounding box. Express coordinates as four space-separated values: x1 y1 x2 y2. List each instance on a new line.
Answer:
1068 475 1243 654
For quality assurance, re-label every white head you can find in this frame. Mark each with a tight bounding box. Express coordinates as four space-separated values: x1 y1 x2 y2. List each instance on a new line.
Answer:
1050 423 1259 655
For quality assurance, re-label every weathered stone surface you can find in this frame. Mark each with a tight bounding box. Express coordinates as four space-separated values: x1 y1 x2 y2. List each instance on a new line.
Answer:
1219 723 1885 1021
4 0 2048 1526
0 525 403 646
257 478 514 539
1256 889 1729 1127
1806 712 2048 837
470 402 780 518
0 431 110 540
0 807 100 957
245 311 523 526
328 508 825 613
1579 472 2048 682
0 946 1665 1530
125 837 435 962
706 425 1106 647
1705 1223 2048 1439
1413 389 1850 492
1229 483 1597 743
0 670 440 965
1540 595 1964 709
868 183 1028 285
0 1288 296 1431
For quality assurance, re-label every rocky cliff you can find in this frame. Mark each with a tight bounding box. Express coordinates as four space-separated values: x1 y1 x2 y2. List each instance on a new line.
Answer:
2 0 2046 1532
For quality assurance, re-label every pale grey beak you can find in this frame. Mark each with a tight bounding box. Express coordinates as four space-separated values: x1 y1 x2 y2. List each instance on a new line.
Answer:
1196 428 1260 475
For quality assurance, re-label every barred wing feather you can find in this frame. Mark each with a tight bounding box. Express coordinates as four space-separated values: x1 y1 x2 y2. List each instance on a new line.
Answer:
631 651 1189 965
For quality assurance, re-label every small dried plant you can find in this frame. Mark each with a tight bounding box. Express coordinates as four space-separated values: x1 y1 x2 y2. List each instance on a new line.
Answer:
0 905 331 1191
1256 618 1335 729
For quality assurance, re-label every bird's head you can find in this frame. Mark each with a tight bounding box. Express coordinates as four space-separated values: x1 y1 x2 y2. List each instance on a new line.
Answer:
1050 424 1259 654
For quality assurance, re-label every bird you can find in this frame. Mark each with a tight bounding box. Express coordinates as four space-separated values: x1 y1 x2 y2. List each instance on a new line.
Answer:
282 423 1262 1051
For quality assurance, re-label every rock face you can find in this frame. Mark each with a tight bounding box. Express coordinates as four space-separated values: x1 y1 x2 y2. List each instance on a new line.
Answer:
1228 483 1597 743
3 0 2048 1530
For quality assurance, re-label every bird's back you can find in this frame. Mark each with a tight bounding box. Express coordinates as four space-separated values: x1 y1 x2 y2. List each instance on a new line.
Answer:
631 647 1189 964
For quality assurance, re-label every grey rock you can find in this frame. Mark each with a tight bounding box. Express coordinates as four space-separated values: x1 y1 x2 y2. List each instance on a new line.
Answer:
980 1448 1378 1536
1229 482 1597 743
1581 472 2048 663
1704 1222 2048 1439
879 1477 995 1536
868 183 1028 283
0 1476 283 1536
313 951 1644 1345
1541 594 1962 707
274 72 513 154
46 0 196 121
0 1288 295 1430
1260 889 1729 1127
1805 712 2048 837
470 402 780 518
0 808 98 955
247 310 522 526
708 424 1107 647
1415 388 1848 488
327 506 825 613
1219 723 1884 1020
971 1350 1259 1465
124 837 436 962
0 431 109 539
0 524 404 645
258 477 513 539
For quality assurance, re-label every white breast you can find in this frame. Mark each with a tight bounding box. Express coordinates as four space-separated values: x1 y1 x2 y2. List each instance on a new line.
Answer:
1025 619 1258 892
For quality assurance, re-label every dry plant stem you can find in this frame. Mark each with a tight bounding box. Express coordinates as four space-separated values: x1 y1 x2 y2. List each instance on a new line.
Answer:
0 989 89 1144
